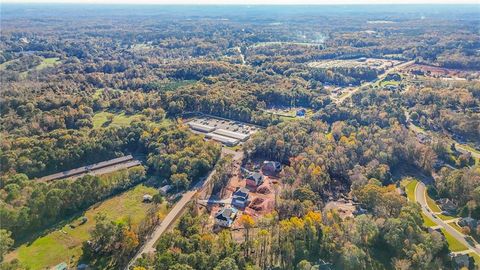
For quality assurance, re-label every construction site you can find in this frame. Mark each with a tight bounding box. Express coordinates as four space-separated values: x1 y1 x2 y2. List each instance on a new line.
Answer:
197 159 283 234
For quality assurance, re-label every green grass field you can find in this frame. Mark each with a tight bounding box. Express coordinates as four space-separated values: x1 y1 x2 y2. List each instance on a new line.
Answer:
441 228 468 252
8 184 167 269
421 212 437 227
437 213 456 221
35 57 60 70
457 144 480 155
0 59 14 70
448 222 464 234
92 111 144 128
379 80 400 87
403 179 418 202
226 144 243 151
161 80 196 91
426 194 442 213
468 252 480 267
92 89 104 99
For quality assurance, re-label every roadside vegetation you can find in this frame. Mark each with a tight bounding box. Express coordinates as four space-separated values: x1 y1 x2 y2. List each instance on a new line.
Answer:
441 228 468 252
426 195 442 213
403 179 418 202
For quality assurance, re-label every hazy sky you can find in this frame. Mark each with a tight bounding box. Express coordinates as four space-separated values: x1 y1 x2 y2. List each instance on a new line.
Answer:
2 0 479 4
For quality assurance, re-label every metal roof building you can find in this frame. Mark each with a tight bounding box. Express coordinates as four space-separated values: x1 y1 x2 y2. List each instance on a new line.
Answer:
205 133 239 146
212 128 250 141
188 122 216 133
36 155 135 182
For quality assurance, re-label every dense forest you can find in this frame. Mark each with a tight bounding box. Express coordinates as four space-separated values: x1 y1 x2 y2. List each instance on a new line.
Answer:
0 3 479 270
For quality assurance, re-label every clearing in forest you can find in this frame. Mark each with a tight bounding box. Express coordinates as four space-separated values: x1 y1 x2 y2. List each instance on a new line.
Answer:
92 111 144 128
6 184 167 269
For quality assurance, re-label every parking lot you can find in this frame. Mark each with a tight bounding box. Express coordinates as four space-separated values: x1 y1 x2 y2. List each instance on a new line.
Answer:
308 58 401 71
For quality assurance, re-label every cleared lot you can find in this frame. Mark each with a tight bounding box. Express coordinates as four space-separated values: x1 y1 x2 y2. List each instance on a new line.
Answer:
6 183 167 270
308 58 401 71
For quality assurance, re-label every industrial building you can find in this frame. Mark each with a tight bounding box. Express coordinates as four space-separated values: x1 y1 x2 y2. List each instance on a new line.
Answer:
205 133 239 146
213 128 250 141
188 122 215 133
36 155 138 182
186 116 261 146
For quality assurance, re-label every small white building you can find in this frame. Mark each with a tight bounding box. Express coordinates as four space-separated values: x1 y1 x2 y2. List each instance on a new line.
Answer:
143 194 153 202
188 122 216 133
159 185 172 195
205 133 239 146
213 128 250 141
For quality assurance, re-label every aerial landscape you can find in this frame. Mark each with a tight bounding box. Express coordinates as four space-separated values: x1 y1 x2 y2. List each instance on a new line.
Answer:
0 1 480 270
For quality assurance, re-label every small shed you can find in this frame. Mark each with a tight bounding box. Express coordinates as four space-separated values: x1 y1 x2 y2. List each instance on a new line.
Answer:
143 194 153 203
159 185 172 195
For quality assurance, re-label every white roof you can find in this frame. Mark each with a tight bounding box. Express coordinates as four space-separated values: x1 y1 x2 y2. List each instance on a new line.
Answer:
205 133 239 145
188 122 215 132
213 128 250 141
159 185 172 192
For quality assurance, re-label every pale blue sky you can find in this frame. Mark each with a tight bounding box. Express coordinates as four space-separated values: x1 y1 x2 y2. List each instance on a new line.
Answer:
2 0 479 4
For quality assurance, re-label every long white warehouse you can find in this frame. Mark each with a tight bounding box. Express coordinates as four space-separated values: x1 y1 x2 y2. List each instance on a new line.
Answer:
188 122 215 133
205 133 239 146
213 129 250 141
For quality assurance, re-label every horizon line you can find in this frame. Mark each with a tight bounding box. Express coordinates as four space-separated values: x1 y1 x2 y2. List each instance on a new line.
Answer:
2 1 479 5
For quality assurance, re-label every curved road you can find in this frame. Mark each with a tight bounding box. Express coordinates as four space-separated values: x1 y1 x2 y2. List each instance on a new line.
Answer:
335 60 415 104
415 182 480 255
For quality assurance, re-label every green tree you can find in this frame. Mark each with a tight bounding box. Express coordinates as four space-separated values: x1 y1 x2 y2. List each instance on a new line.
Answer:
214 258 238 270
0 229 14 262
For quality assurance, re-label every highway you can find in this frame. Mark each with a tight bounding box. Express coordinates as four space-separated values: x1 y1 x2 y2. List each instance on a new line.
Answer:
126 147 243 269
415 182 480 255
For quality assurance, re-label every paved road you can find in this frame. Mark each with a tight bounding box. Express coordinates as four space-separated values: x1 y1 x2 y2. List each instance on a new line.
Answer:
406 118 480 160
126 148 243 269
126 168 217 269
456 145 480 159
415 182 480 255
335 60 415 104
